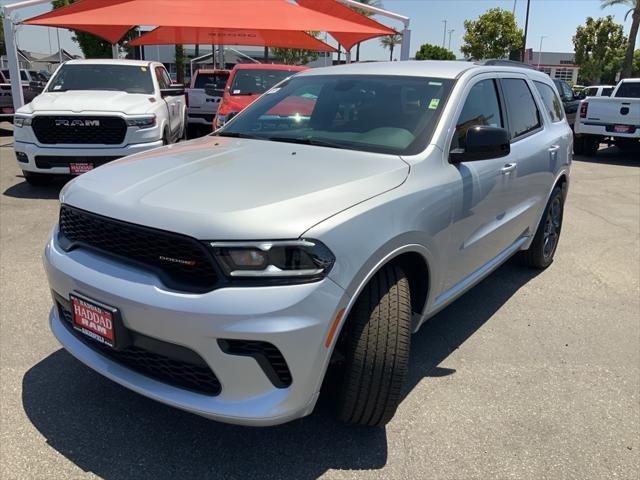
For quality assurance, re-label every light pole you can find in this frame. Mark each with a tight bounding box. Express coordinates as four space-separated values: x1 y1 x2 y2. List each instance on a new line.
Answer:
442 20 447 48
521 0 531 62
512 0 517 15
448 29 454 51
537 35 547 68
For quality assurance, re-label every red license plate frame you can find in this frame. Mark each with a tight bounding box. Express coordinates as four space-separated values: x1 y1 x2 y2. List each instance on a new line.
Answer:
69 163 94 175
70 294 117 348
613 124 631 133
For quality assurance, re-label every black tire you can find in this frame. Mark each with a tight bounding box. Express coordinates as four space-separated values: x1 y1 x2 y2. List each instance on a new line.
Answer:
573 135 584 155
162 127 170 146
22 170 51 186
519 185 564 269
583 136 599 156
180 115 188 141
336 263 412 427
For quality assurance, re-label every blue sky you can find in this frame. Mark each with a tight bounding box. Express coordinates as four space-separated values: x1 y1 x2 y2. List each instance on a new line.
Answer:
1 0 636 60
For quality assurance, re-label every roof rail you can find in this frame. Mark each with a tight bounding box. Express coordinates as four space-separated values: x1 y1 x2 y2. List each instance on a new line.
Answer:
474 59 538 70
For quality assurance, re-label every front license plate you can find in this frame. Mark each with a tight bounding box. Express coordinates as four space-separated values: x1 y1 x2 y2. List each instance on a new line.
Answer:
613 124 631 133
70 294 116 348
69 163 94 175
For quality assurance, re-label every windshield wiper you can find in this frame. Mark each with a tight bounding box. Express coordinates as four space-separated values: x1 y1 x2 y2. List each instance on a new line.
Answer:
216 131 265 140
265 136 346 150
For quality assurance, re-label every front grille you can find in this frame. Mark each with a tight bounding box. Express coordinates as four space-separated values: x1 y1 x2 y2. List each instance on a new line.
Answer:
32 116 127 145
218 339 292 388
35 155 121 169
58 300 221 396
58 205 219 293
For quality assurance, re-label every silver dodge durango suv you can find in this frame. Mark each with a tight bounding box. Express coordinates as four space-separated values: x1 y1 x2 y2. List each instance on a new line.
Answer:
44 61 571 427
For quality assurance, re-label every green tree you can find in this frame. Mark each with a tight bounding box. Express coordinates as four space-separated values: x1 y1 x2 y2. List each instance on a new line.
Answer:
271 33 320 65
51 0 135 58
573 16 627 84
601 0 639 78
380 34 402 61
174 44 185 84
347 0 383 62
460 8 523 60
415 43 456 60
633 48 640 75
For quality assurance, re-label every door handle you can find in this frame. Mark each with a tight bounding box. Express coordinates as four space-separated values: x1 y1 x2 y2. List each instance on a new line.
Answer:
500 163 517 175
549 145 560 162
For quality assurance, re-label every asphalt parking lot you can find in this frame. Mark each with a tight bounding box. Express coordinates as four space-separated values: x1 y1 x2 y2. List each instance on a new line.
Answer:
0 122 638 480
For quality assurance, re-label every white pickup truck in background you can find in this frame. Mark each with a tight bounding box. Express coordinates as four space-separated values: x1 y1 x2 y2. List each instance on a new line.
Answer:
13 59 187 186
574 78 640 155
185 69 229 134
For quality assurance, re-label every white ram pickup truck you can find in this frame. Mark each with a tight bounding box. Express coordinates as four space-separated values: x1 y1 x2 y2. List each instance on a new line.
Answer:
185 69 229 132
13 59 187 186
574 78 640 155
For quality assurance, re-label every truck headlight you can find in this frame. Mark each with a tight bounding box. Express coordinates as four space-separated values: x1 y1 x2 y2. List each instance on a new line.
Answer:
126 115 156 128
209 239 335 283
13 116 32 128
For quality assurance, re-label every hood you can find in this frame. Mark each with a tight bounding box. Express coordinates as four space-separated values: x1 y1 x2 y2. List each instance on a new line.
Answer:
21 90 154 115
218 94 259 115
61 136 409 240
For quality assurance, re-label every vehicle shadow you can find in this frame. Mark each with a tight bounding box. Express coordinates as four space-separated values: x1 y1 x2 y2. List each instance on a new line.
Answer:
573 146 640 167
2 176 69 200
21 259 540 479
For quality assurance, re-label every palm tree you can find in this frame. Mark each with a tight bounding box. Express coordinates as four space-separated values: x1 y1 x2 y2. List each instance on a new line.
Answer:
380 34 402 61
602 0 639 78
349 0 383 62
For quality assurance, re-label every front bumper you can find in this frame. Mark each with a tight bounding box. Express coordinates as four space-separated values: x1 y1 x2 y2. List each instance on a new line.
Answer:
44 227 348 426
15 140 163 174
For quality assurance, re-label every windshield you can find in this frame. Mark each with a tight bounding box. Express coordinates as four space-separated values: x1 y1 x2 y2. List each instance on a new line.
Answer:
614 82 640 98
217 74 454 155
47 64 154 94
229 69 299 96
194 72 229 89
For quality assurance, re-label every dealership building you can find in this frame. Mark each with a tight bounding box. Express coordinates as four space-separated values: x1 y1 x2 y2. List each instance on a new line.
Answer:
524 49 580 84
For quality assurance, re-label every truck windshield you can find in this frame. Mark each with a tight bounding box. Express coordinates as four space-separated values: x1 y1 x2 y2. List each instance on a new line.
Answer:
47 64 154 94
229 69 298 96
217 74 454 155
194 72 229 89
614 82 640 98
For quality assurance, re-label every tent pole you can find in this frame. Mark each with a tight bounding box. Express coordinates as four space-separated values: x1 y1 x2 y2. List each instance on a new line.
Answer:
1 11 24 110
111 44 119 59
345 49 351 64
400 27 411 61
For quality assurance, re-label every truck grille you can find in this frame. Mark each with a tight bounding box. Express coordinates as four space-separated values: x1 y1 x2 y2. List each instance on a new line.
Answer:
32 115 127 145
58 205 220 293
57 300 221 396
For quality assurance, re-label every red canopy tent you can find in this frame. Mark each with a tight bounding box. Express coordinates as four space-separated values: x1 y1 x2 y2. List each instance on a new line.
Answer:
22 0 396 46
129 27 336 52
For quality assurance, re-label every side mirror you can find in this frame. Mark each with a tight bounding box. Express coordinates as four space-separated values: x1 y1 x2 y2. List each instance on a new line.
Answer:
161 85 185 97
204 83 225 97
450 126 511 163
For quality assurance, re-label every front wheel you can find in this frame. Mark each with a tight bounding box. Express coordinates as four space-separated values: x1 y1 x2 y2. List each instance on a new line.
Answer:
22 170 51 186
336 263 412 427
583 136 600 156
519 186 564 269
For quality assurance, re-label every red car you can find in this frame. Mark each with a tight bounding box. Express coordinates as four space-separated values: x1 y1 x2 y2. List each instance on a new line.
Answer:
213 63 308 129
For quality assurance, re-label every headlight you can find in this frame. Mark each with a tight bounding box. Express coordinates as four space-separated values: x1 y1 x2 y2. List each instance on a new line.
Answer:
14 116 32 128
126 115 156 128
209 239 335 283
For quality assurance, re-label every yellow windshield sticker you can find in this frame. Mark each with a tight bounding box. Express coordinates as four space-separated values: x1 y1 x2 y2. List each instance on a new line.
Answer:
428 98 440 109
141 67 147 72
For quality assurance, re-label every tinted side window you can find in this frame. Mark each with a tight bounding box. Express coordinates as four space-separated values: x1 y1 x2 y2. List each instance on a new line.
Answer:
501 79 541 139
534 81 564 122
451 79 503 150
602 87 613 97
155 67 171 89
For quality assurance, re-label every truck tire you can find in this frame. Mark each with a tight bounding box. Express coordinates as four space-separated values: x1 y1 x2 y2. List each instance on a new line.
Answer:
583 136 599 156
162 127 170 146
519 185 564 269
22 170 51 187
336 263 412 427
573 135 584 155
